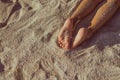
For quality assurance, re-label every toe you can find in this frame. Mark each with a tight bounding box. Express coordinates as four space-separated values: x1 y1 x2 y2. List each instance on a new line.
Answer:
60 42 64 48
65 37 70 48
58 36 64 43
64 43 70 50
59 43 62 47
58 37 64 45
61 44 65 48
58 39 64 47
63 36 71 49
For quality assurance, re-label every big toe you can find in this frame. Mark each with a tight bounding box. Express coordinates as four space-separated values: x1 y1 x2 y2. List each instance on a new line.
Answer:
64 43 70 50
63 36 71 50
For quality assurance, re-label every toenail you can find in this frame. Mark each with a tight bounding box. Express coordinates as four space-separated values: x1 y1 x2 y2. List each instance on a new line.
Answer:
66 36 73 39
59 42 61 44
60 46 62 48
60 44 62 46
59 42 62 44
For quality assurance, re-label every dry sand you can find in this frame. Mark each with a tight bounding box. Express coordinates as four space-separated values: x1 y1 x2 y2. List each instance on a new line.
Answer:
0 0 120 80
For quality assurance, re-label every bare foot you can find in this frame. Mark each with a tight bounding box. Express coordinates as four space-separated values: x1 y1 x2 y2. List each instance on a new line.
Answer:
71 27 88 49
71 27 96 49
58 18 74 50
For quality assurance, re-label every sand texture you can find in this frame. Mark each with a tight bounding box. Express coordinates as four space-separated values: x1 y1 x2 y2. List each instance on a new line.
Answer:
0 0 120 80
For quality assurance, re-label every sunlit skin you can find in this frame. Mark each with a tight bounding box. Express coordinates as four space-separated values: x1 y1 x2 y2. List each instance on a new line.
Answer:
58 0 120 50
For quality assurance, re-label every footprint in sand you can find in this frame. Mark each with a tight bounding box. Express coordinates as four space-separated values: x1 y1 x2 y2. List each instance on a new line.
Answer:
0 40 4 53
0 60 4 73
41 33 52 43
20 0 41 10
1 0 13 3
0 0 41 28
0 1 21 28
14 67 24 80
34 28 44 37
39 0 49 6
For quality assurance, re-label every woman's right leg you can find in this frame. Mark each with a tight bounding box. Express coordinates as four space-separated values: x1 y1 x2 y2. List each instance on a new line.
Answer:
58 0 103 50
71 0 103 24
71 0 120 49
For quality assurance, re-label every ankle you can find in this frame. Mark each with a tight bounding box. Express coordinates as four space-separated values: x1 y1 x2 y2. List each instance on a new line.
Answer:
69 16 79 23
86 27 96 39
88 25 97 31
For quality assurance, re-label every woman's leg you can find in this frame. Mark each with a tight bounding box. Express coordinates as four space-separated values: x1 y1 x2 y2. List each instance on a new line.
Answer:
71 0 103 23
58 0 103 50
72 0 120 49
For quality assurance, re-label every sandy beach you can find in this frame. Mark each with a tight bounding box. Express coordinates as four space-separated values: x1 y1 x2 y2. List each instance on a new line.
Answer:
0 0 120 80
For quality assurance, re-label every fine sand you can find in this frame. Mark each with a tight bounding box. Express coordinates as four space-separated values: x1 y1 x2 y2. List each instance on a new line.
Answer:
0 0 120 80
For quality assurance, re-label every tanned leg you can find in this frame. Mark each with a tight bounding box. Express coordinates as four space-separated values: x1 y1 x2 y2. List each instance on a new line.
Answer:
72 0 120 49
58 0 103 50
71 0 103 22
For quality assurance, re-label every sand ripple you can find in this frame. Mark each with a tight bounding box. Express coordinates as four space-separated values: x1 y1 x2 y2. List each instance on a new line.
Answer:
0 0 120 80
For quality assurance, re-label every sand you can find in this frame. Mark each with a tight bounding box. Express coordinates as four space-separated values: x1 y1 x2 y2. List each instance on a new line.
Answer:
0 0 120 80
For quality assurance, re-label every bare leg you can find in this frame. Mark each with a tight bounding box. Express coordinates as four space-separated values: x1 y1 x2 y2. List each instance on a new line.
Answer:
71 0 103 22
72 0 120 49
58 0 102 50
